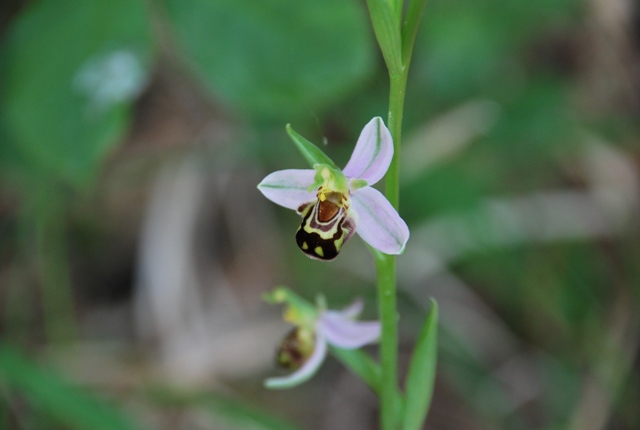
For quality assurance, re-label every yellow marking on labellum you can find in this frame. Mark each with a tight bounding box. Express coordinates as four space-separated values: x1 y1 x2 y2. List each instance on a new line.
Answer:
314 247 324 257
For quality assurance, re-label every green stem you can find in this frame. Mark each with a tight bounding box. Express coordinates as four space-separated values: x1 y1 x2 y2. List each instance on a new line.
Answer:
385 72 409 209
375 252 399 430
376 70 410 430
367 0 429 426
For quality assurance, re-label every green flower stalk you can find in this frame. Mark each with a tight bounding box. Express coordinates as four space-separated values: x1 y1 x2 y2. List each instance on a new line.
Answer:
258 1 436 429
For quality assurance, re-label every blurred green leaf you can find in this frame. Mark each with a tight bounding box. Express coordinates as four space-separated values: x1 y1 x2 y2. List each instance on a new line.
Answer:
163 0 373 118
331 346 382 393
1 0 154 187
148 388 303 430
331 346 405 424
0 113 29 181
286 124 338 168
0 344 143 430
402 299 438 430
411 0 579 109
203 394 304 430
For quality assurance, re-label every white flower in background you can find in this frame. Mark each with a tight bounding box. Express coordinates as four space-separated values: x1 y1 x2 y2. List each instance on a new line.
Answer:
74 49 145 111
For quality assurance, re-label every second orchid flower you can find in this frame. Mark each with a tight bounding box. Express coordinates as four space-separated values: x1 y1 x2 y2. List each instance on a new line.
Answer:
264 288 381 389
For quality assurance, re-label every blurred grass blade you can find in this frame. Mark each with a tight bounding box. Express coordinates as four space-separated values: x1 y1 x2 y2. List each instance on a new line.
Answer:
286 124 338 169
331 346 382 393
0 344 143 430
204 394 304 430
331 346 405 425
365 0 403 76
402 299 438 430
148 388 303 430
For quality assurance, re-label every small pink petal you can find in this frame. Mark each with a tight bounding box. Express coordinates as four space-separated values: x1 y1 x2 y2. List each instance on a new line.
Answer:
258 169 316 210
342 117 393 186
264 333 328 389
338 298 364 319
319 312 380 349
351 187 409 254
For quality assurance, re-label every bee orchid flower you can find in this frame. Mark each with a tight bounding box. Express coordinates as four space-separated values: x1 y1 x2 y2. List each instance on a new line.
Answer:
258 117 409 260
264 288 380 389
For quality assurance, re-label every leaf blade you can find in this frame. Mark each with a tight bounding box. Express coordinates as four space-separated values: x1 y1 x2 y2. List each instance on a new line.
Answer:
402 299 438 430
286 124 338 169
147 388 304 430
331 346 405 426
331 346 382 393
0 344 143 430
401 0 430 68
365 0 403 76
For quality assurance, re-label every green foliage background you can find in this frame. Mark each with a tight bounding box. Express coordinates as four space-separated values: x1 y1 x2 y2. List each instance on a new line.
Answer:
0 0 638 428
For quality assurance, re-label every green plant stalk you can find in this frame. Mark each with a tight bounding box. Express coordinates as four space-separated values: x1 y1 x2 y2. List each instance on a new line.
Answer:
366 0 429 426
375 251 399 430
376 68 410 430
385 71 408 209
